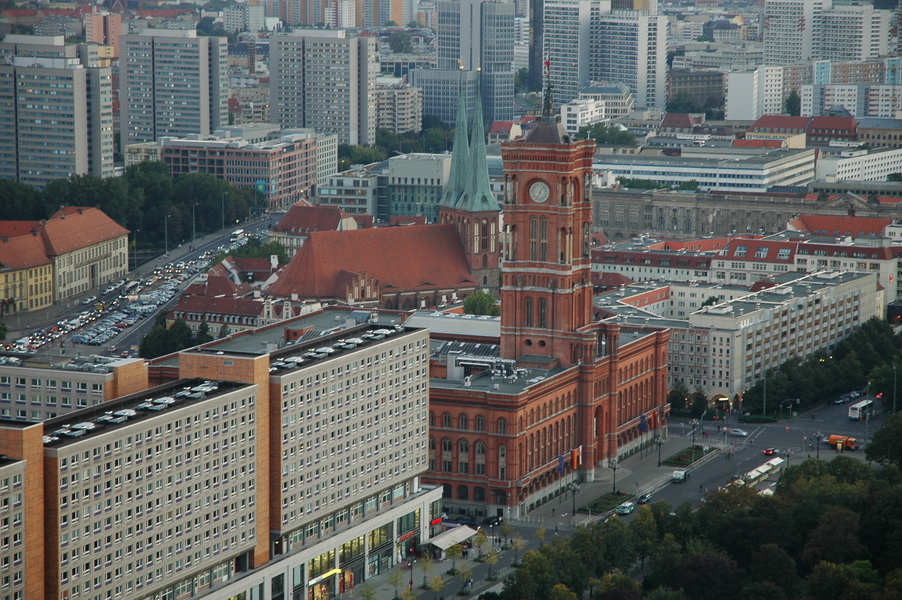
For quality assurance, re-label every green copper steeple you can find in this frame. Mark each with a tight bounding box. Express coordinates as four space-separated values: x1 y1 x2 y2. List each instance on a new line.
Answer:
439 69 471 209
457 70 499 213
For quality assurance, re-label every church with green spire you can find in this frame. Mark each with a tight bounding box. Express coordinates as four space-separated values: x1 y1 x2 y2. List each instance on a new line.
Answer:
439 72 502 292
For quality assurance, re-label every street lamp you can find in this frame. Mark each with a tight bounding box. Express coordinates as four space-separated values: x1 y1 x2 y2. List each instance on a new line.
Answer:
221 192 225 232
815 431 823 460
570 482 580 516
164 213 170 255
894 364 897 415
609 458 619 493
192 203 197 249
655 435 665 467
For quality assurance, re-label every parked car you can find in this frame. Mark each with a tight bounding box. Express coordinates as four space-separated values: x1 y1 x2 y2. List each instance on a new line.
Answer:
449 514 477 527
482 515 503 527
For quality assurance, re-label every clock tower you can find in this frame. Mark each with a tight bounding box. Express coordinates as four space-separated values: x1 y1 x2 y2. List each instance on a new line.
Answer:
499 84 597 366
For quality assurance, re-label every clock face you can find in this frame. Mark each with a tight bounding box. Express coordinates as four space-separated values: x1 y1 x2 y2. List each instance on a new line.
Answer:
529 181 550 203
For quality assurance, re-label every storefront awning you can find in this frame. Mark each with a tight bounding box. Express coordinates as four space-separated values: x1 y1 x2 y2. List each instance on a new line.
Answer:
427 526 478 550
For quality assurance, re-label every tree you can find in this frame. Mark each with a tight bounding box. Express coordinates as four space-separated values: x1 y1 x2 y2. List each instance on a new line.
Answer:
358 584 377 600
701 296 719 308
445 543 462 574
218 323 231 339
578 122 636 146
456 563 473 591
483 550 499 579
536 527 547 547
800 506 867 570
629 506 658 568
674 552 742 600
388 568 405 600
548 583 578 600
785 90 801 116
388 32 413 53
511 535 526 564
195 322 213 345
749 544 802 598
0 321 6 341
866 412 902 467
419 555 433 589
463 290 500 316
427 574 445 600
515 68 530 93
668 379 690 411
474 530 488 558
498 524 514 548
645 588 688 600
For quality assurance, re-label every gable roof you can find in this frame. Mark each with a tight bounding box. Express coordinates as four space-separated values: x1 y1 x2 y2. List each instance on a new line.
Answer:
41 207 129 257
268 224 475 299
0 232 52 270
184 274 252 298
170 295 264 319
788 214 891 239
273 203 354 235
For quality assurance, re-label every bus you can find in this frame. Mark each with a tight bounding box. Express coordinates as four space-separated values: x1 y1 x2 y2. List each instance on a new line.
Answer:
230 229 246 242
848 399 875 421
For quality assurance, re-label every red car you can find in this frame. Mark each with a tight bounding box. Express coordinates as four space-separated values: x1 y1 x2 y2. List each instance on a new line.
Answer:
763 448 778 456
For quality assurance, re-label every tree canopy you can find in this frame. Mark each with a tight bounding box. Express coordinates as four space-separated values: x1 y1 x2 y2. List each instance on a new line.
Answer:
578 123 636 146
463 290 500 316
498 457 902 600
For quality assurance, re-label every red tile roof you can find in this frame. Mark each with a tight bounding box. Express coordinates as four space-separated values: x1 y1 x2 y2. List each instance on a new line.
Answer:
718 238 797 262
788 214 891 238
0 233 52 269
268 224 475 299
353 215 375 228
273 204 354 235
389 215 427 226
749 116 811 133
184 274 252 297
661 113 700 131
41 207 130 257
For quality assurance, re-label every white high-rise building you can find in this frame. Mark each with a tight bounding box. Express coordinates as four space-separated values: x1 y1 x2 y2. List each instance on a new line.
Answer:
818 5 890 62
763 0 831 65
119 30 228 149
270 29 377 146
0 35 114 188
725 66 784 120
590 10 668 109
543 0 608 106
764 0 891 66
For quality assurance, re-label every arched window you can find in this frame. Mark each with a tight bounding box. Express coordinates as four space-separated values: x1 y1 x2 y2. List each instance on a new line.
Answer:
538 298 547 328
481 220 489 251
498 445 507 480
540 217 548 261
441 437 453 472
475 441 486 475
475 415 485 431
442 413 451 428
458 439 469 473
459 414 468 430
530 216 538 260
428 436 436 470
498 418 507 434
525 297 533 327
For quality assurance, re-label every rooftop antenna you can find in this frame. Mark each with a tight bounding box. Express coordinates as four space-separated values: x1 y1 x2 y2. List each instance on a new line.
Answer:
542 55 555 122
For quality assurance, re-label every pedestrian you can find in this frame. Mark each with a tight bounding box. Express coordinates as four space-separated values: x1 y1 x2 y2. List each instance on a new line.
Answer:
552 507 555 517
699 484 703 493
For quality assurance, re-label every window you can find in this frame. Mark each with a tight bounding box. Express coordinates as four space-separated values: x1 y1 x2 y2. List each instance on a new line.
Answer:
497 419 507 434
475 415 485 432
442 413 451 428
457 486 468 500
458 415 468 430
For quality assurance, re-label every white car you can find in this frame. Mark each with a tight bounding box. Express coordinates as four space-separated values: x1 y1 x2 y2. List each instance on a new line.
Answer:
730 428 749 437
616 502 635 515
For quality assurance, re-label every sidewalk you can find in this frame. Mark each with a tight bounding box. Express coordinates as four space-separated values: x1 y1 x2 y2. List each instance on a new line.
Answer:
353 434 704 600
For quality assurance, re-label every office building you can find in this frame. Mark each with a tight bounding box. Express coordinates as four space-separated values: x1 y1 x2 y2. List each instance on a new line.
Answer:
375 76 423 135
270 30 377 146
542 0 602 106
84 11 122 57
816 147 902 183
802 84 902 119
725 66 784 120
591 147 817 193
594 270 880 398
410 0 515 126
0 34 114 189
157 133 319 210
590 11 668 109
764 0 891 65
763 0 830 65
0 310 443 600
119 30 228 149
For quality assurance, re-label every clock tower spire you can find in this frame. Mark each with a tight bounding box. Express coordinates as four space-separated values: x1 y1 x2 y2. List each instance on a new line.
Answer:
499 73 596 366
